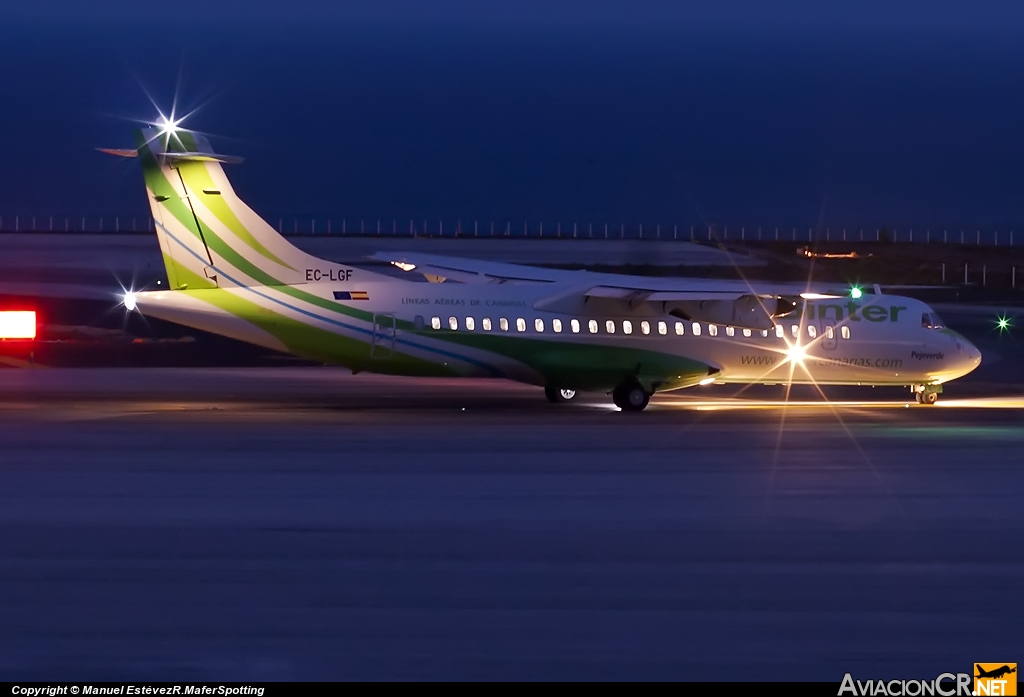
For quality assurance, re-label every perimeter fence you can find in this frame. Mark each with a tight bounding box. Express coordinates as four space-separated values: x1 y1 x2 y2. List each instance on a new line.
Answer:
0 215 1020 246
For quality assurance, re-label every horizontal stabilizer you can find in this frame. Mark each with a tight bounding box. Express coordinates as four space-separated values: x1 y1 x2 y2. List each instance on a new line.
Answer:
159 151 245 165
97 148 138 158
96 147 242 164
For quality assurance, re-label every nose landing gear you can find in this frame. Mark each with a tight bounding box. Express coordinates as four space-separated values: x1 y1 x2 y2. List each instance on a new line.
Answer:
912 385 941 405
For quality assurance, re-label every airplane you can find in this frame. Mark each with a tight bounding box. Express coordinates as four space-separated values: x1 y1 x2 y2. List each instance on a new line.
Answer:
106 121 982 411
976 665 1017 680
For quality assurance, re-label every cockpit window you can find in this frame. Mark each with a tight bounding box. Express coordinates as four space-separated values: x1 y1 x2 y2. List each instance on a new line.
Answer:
922 312 945 330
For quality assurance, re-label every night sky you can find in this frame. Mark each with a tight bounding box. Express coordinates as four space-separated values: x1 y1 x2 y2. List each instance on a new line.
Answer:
1 0 1023 229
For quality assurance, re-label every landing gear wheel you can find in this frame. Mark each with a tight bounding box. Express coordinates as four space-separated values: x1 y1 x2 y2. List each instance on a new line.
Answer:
545 386 577 403
921 390 938 405
914 391 923 404
612 382 650 412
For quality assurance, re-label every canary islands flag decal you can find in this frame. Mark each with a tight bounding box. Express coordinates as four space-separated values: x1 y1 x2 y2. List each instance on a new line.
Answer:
333 291 369 300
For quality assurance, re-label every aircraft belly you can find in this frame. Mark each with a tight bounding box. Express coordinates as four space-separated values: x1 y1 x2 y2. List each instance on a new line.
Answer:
134 290 289 353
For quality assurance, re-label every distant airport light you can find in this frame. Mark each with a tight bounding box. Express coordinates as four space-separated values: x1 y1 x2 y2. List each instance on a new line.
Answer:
850 286 863 299
123 292 138 312
0 311 37 339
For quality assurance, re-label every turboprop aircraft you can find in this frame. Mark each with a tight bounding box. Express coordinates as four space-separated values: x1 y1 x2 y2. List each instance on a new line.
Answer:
107 122 981 411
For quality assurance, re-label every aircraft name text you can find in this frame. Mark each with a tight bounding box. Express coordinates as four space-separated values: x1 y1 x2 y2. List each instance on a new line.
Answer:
399 298 529 307
799 303 908 322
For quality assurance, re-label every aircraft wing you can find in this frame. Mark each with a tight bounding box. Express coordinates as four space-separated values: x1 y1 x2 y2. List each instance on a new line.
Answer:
370 252 572 284
372 251 859 329
577 280 867 330
581 281 843 300
374 251 849 295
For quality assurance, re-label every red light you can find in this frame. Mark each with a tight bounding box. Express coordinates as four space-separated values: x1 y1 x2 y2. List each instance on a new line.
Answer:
0 311 37 339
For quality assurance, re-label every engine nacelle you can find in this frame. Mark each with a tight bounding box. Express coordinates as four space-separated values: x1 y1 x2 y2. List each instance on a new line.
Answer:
668 295 797 330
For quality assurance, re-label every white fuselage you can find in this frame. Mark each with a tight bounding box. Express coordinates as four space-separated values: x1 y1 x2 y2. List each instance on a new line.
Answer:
136 278 982 390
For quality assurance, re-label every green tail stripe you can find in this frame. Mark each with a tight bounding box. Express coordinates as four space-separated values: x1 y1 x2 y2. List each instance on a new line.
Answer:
176 161 295 271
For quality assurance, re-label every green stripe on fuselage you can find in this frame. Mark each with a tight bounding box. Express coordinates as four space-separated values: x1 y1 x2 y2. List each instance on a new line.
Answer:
421 330 710 391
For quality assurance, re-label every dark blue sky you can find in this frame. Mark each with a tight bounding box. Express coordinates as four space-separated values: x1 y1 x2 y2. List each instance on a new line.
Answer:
1 1 1023 229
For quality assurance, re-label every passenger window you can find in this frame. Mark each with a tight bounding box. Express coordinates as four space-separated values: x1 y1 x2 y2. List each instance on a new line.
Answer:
692 323 702 336
761 329 769 337
791 325 799 338
743 328 752 338
808 325 817 338
841 326 851 339
465 317 475 331
431 316 441 330
589 319 599 333
448 316 458 330
824 325 834 339
658 321 668 335
726 326 735 337
774 325 784 338
674 321 684 336
552 318 562 333
414 315 425 330
535 318 544 332
605 320 615 334
499 318 509 331
622 320 633 335
482 317 492 331
516 318 526 332
640 321 650 335
708 324 718 337
571 319 581 333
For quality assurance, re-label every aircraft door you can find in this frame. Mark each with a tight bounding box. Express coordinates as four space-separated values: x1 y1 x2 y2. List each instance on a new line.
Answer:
822 320 837 351
371 313 396 358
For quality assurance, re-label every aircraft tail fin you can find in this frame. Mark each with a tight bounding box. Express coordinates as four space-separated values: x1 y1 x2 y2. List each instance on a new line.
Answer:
127 126 382 290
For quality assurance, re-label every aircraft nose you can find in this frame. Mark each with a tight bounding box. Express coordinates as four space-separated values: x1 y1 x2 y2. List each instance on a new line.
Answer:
953 334 982 374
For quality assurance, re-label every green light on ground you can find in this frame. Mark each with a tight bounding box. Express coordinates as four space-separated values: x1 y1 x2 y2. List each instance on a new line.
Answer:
850 287 863 299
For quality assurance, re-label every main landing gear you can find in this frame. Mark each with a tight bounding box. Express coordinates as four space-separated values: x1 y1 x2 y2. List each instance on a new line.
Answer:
912 385 940 405
545 386 577 403
612 381 650 412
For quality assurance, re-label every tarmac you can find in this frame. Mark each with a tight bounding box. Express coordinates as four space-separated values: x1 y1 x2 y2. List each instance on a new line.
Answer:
0 235 1021 680
0 367 1021 680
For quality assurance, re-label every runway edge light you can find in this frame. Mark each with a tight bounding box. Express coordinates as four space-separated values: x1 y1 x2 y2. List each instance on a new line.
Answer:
0 311 37 339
